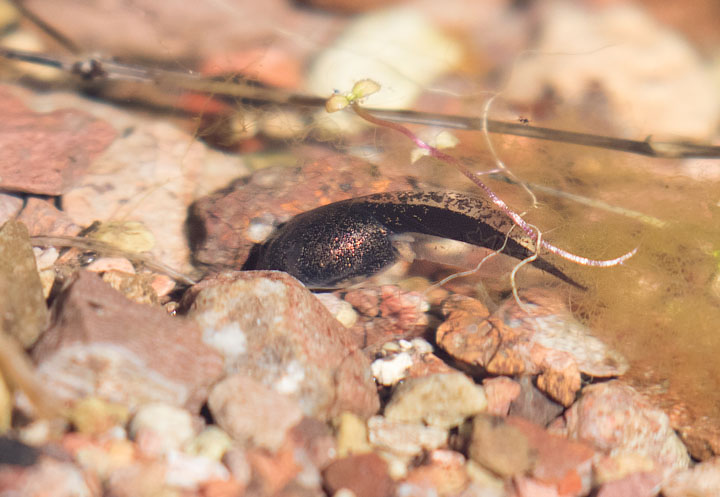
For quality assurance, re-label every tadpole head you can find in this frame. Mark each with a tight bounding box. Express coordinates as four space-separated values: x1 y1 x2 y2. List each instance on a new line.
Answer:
253 203 399 289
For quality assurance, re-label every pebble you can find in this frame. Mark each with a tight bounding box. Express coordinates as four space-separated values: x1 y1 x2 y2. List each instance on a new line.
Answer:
342 286 430 352
314 292 359 328
322 453 395 497
208 373 304 452
403 450 469 496
0 457 98 497
437 291 628 406
508 376 564 427
662 457 720 497
551 380 690 477
468 414 535 478
0 373 10 433
384 372 487 430
595 471 662 497
507 416 595 496
31 270 224 412
69 397 129 436
0 220 49 347
0 192 23 224
129 403 196 456
185 270 379 420
163 450 230 489
367 415 448 458
334 412 372 457
482 376 521 417
16 197 81 237
184 426 233 462
0 85 116 195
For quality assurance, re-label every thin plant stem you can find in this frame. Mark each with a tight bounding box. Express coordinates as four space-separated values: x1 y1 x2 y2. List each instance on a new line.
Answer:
350 102 638 268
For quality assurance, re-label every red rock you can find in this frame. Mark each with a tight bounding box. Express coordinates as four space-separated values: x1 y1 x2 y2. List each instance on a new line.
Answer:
106 460 169 497
0 85 116 195
437 291 628 406
17 197 82 237
482 376 521 416
208 374 304 451
340 285 430 352
511 477 560 497
506 417 595 496
246 440 303 496
403 450 468 496
0 193 23 224
595 472 661 497
32 270 224 412
550 381 690 477
185 271 379 420
296 0 405 14
322 453 394 497
288 417 337 470
367 415 448 458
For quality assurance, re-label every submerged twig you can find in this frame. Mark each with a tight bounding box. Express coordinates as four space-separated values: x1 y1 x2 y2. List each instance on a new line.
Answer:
1 47 719 159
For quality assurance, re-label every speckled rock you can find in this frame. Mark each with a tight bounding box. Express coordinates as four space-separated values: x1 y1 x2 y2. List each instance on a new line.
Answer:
0 193 23 225
550 380 690 477
367 415 447 458
341 285 430 352
372 338 455 387
662 457 720 497
437 291 628 406
208 373 304 452
0 220 48 347
184 270 379 420
17 197 81 237
0 85 116 195
31 270 224 412
384 372 487 430
508 376 564 427
322 453 394 497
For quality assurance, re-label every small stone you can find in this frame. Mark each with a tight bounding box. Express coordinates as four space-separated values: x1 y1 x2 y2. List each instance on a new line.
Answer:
551 381 690 477
403 450 468 497
662 457 720 497
129 403 196 456
508 376 564 427
468 414 535 478
507 416 595 496
62 433 135 481
164 450 230 489
512 477 560 497
368 415 447 458
482 376 521 417
384 372 487 430
185 426 233 461
463 461 506 497
595 472 662 497
322 453 394 497
17 197 81 237
32 271 224 412
185 271 379 420
343 286 429 352
0 193 23 225
0 85 116 195
107 460 176 497
0 457 99 497
0 372 10 433
372 352 414 387
334 412 372 457
315 292 358 328
245 439 302 496
288 417 337 470
437 291 628 406
594 453 658 484
373 338 455 387
70 397 130 435
0 220 49 347
208 373 304 452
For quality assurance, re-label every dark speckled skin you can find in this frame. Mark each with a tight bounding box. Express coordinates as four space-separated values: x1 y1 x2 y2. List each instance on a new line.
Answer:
255 190 582 289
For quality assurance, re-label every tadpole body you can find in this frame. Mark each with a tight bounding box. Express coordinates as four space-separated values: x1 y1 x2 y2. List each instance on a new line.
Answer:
253 190 582 289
